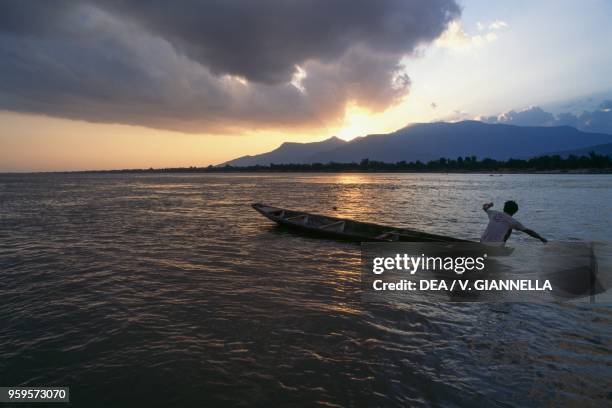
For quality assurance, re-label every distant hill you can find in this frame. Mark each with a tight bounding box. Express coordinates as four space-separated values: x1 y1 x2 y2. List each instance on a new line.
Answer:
551 142 612 157
221 121 612 166
223 136 346 166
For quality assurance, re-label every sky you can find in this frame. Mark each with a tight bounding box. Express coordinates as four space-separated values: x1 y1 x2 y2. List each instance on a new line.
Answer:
1 0 611 171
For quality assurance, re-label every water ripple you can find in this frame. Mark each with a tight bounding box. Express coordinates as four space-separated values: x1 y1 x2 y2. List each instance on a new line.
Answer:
1 173 611 407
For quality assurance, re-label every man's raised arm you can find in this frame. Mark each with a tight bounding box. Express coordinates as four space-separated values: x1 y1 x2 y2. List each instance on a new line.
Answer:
482 202 494 212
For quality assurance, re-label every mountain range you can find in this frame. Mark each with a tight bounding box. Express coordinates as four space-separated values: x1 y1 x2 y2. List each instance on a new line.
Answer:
222 121 612 166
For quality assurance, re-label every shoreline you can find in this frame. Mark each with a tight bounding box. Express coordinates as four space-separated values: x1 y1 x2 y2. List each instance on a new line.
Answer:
2 168 612 175
4 154 611 175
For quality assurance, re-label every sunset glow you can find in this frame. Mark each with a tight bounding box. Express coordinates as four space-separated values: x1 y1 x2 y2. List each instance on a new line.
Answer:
1 0 611 171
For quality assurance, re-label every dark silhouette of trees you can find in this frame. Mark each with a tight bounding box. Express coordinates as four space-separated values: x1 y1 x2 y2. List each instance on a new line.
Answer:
83 152 612 174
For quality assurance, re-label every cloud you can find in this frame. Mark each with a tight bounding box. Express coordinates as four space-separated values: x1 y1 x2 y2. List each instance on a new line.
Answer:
488 20 508 30
436 109 476 123
0 0 460 133
600 100 612 111
577 100 612 134
554 112 580 128
480 101 612 134
435 19 505 51
485 106 555 126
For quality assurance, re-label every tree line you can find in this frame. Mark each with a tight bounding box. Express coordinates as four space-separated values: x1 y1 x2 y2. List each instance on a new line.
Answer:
87 152 612 173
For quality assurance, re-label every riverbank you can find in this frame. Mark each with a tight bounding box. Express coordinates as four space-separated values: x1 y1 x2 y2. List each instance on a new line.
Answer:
8 153 611 174
7 168 611 175
63 168 612 174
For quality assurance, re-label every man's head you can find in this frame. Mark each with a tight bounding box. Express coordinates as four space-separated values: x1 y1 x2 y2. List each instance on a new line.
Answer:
503 200 519 215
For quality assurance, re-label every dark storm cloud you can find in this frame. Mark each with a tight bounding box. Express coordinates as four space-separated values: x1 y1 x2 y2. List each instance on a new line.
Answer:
0 0 73 35
482 102 612 135
98 0 460 84
0 0 460 133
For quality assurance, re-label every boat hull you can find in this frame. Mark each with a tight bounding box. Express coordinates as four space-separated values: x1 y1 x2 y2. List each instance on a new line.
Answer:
252 203 470 243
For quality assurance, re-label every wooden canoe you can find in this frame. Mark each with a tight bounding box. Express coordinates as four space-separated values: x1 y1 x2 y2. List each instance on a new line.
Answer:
252 203 470 243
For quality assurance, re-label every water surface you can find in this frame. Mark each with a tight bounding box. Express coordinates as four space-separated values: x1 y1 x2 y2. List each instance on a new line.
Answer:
1 173 611 407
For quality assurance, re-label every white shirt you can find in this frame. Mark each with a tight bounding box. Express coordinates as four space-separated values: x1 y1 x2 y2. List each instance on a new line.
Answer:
480 209 526 243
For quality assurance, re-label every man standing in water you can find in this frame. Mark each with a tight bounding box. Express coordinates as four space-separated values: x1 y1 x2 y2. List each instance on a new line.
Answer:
481 201 547 243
